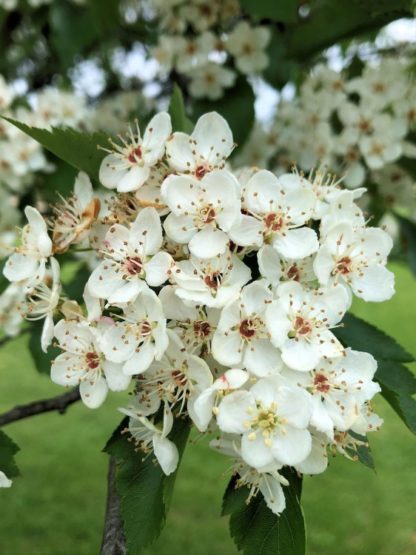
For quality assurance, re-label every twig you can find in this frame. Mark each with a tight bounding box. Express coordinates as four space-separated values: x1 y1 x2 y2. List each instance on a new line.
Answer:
100 457 126 555
0 387 80 426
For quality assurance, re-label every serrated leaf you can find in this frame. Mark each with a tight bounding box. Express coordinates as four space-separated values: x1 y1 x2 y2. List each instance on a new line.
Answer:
168 85 194 133
0 430 20 479
376 361 416 396
1 117 108 182
239 0 299 23
223 468 305 555
192 76 255 149
380 385 416 434
105 416 190 555
334 313 414 363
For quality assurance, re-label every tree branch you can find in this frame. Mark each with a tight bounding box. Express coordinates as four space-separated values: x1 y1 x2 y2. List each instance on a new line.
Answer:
0 387 80 426
100 457 126 555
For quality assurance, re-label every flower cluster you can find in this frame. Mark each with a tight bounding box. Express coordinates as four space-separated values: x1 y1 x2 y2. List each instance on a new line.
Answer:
238 59 416 220
1 111 393 512
149 0 271 99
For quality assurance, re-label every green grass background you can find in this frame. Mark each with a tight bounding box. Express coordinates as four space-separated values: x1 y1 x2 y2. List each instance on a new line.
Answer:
0 263 415 555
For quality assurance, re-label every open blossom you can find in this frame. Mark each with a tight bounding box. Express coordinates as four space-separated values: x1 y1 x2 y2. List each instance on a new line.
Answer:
172 250 251 308
51 172 101 253
217 377 312 468
265 281 349 371
3 206 52 290
161 169 241 258
100 288 169 375
226 22 271 74
120 403 179 476
229 170 318 259
99 112 172 193
88 208 173 303
314 221 395 302
165 112 234 177
282 349 380 439
187 63 236 100
212 281 283 377
51 320 131 408
23 257 61 352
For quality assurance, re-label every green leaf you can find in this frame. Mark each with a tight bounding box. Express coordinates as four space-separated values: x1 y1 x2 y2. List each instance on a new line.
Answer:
1 117 108 182
346 431 375 470
381 385 416 434
223 467 305 555
105 416 190 554
191 76 255 149
397 214 416 275
239 0 299 23
334 313 414 363
168 85 194 133
0 430 20 479
376 360 416 396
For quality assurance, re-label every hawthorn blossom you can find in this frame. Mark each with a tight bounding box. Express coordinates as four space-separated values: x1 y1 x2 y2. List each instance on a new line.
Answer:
314 222 395 302
265 281 349 372
212 281 283 377
172 250 251 308
229 170 318 259
120 403 179 476
165 112 234 177
101 288 169 375
187 63 236 100
88 208 173 303
283 349 380 439
99 112 172 192
226 22 271 74
23 257 61 352
217 377 312 468
161 169 241 258
51 172 101 253
0 283 25 337
51 320 130 408
3 206 52 290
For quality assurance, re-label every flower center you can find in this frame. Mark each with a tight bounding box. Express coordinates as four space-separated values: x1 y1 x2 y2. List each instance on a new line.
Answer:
193 320 211 338
199 205 216 224
314 373 331 393
263 213 284 232
239 318 258 339
125 256 143 275
195 165 209 179
286 263 300 281
128 146 142 163
335 256 352 275
293 316 312 336
171 369 188 387
85 351 100 370
204 272 222 289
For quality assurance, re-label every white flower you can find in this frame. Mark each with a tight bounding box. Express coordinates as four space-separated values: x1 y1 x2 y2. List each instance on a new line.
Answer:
0 75 14 110
87 208 173 303
3 206 52 290
133 330 213 415
51 319 130 408
212 281 283 377
188 368 249 431
23 257 61 352
0 471 12 488
295 433 328 475
283 349 380 439
165 112 234 177
257 245 316 287
162 169 240 258
226 22 271 74
99 112 172 192
0 283 25 337
314 222 395 302
100 288 169 375
187 62 236 100
121 403 179 475
217 377 312 468
172 250 251 308
175 32 215 73
265 281 349 371
51 172 101 253
229 170 318 259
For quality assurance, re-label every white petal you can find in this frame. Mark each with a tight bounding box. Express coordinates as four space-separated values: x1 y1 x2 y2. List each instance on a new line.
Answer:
351 265 395 302
192 112 234 164
229 214 263 247
243 340 283 377
271 427 312 465
117 165 150 193
211 329 243 366
216 390 253 433
99 154 127 189
4 253 39 282
257 245 282 285
80 375 108 409
103 360 131 391
165 132 196 172
273 227 319 260
123 342 156 375
142 112 172 163
41 314 55 353
152 435 179 476
188 227 229 259
145 252 173 286
130 207 163 255
260 477 286 515
241 433 274 469
281 338 321 372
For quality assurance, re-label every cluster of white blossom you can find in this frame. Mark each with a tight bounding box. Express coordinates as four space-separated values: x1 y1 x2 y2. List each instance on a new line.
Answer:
1 111 393 511
238 59 416 219
149 0 271 99
0 0 85 9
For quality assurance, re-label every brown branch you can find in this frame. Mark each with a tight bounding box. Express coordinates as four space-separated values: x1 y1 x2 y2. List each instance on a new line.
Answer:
100 457 126 555
0 387 80 426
